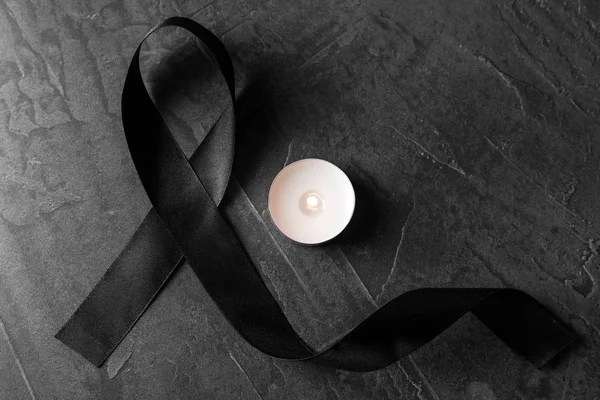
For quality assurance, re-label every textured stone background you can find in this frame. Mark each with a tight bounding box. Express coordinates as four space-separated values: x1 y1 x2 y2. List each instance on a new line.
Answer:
1 0 600 399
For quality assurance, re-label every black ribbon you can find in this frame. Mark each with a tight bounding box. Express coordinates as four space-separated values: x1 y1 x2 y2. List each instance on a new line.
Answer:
56 17 575 372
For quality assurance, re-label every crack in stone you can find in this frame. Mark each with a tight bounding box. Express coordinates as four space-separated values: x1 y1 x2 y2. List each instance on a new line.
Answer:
577 238 599 298
283 136 295 168
220 19 253 39
497 5 600 128
578 262 597 298
378 123 466 176
190 1 217 18
446 37 561 120
271 359 287 383
107 339 135 379
474 53 527 118
496 6 561 94
398 362 426 400
326 378 343 399
333 248 377 307
377 196 416 303
228 351 264 400
408 355 441 400
386 369 405 397
567 97 600 129
170 0 183 15
261 215 313 296
0 314 36 399
299 16 367 71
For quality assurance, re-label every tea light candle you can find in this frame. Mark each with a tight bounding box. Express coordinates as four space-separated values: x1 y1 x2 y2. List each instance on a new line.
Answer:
268 158 355 244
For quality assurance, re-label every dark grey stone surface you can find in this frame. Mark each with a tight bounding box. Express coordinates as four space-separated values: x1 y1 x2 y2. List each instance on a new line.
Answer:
1 0 599 398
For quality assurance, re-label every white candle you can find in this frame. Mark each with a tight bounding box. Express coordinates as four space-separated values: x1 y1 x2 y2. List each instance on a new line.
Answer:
268 158 355 244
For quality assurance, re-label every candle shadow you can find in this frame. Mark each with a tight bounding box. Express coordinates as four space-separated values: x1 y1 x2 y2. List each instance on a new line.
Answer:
328 174 381 246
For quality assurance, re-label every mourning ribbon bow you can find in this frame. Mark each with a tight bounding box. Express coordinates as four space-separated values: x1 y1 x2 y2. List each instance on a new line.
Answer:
56 17 574 371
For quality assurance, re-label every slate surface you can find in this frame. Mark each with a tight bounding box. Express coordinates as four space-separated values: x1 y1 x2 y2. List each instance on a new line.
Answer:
1 0 599 399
